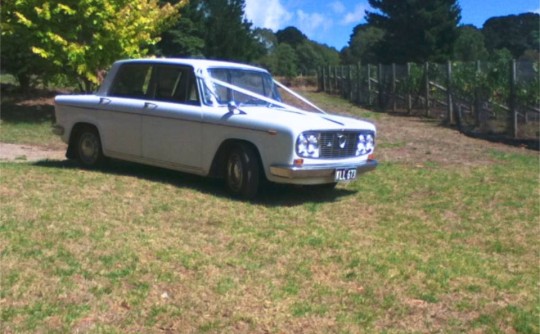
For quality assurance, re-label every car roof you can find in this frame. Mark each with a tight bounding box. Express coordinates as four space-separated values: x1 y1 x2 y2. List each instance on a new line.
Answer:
114 58 269 73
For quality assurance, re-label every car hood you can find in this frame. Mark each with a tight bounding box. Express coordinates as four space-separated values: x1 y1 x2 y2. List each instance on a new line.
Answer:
232 105 376 134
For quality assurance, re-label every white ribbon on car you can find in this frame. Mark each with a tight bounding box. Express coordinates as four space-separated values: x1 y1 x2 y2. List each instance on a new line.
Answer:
200 74 327 115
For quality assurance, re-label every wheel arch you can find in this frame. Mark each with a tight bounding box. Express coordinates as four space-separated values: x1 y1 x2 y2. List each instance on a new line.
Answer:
208 139 264 179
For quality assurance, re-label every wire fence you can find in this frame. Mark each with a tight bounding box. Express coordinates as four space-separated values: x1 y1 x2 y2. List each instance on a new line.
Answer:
318 60 540 142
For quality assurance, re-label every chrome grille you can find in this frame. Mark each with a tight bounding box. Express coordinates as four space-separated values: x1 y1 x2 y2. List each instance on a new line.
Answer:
319 131 374 159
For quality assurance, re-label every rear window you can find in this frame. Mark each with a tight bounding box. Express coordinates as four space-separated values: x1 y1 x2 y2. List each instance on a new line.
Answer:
109 64 152 99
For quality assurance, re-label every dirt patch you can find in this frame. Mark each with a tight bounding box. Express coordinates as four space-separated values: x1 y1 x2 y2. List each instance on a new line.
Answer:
373 113 536 167
0 143 66 162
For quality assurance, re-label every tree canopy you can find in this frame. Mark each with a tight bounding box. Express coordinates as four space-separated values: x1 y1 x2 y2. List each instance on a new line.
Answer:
453 25 488 62
1 0 183 91
366 0 461 63
341 24 385 64
482 13 540 60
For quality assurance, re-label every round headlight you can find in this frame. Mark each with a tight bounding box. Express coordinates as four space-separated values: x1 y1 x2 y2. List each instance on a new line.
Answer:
297 134 308 155
297 133 320 158
356 134 366 156
365 134 374 153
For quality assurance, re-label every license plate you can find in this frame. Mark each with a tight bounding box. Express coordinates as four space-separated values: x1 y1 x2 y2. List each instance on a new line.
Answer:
335 168 357 182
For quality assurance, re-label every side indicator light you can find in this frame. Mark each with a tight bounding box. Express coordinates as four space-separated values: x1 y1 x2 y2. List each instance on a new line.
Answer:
293 159 304 166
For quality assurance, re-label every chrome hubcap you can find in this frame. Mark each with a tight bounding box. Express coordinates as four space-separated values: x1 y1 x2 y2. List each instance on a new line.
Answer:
79 133 98 164
227 154 243 192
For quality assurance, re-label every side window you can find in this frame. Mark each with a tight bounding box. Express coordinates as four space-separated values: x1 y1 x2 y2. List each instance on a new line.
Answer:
109 64 152 99
153 66 200 105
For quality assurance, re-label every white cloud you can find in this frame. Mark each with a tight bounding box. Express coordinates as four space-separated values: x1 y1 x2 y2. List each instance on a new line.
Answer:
296 9 333 37
245 0 292 30
342 4 368 25
533 7 540 14
330 1 346 14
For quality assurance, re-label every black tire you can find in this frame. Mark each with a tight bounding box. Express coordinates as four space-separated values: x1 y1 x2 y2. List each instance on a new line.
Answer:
225 143 260 199
75 126 104 168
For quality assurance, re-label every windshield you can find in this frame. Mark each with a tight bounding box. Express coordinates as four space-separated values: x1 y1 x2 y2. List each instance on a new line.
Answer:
204 68 281 106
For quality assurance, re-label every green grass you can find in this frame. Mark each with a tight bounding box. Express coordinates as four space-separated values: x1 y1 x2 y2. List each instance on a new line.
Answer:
1 88 59 147
1 152 538 332
0 88 539 332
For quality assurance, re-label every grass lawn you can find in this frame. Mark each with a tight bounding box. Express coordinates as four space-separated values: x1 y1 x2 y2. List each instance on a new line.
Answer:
1 89 539 333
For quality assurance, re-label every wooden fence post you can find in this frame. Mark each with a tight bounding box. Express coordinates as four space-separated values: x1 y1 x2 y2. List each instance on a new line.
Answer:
327 65 332 93
406 63 412 114
378 63 384 110
391 63 397 112
367 65 372 105
474 60 482 127
322 66 327 92
348 65 354 102
332 66 337 94
356 62 362 104
424 62 430 117
509 59 518 138
446 60 454 124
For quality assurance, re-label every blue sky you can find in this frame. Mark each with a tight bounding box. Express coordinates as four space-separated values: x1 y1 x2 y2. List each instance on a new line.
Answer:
245 0 540 50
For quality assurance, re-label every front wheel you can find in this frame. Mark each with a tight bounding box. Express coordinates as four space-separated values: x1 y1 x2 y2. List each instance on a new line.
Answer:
225 143 260 199
76 127 104 168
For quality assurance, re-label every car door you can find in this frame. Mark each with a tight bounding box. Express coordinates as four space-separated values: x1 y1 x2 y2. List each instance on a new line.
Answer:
98 63 153 158
141 65 204 173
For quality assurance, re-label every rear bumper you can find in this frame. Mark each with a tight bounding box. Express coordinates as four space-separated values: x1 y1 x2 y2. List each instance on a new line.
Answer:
270 159 378 183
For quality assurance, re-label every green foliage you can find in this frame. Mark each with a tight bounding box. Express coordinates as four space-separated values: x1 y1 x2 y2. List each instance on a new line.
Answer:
254 28 278 52
273 44 298 77
366 0 461 63
276 27 308 48
482 13 540 59
156 0 205 58
341 24 385 65
201 0 262 61
1 0 183 91
254 28 339 77
157 0 263 62
454 25 489 62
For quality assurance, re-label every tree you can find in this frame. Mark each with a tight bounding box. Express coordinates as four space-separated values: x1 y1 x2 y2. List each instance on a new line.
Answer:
482 13 540 59
273 44 298 77
366 0 461 63
276 27 308 48
342 24 385 64
254 28 278 53
296 42 323 75
202 0 258 61
156 0 205 57
157 0 262 62
1 0 183 91
454 25 488 61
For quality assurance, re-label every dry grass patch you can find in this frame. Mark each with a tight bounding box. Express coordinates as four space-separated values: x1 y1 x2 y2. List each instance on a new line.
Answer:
1 89 538 333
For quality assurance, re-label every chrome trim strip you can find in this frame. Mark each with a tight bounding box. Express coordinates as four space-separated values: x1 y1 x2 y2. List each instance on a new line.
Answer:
59 104 277 135
270 160 378 179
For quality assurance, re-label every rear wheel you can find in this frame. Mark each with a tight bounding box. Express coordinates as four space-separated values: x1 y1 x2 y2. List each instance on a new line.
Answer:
75 126 104 168
225 143 260 199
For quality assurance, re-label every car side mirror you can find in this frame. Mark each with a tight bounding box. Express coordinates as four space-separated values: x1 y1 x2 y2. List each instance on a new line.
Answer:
227 101 245 115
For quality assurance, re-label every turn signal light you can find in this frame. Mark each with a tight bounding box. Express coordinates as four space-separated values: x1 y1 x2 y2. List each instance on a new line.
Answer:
293 159 304 166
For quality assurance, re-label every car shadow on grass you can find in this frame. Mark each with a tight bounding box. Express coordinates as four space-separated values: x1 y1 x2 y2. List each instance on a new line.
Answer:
33 159 357 206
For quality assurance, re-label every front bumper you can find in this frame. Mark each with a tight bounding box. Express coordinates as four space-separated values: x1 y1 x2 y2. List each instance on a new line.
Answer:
270 159 378 184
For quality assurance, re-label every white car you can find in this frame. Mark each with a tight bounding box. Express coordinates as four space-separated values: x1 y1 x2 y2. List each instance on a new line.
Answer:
53 58 377 198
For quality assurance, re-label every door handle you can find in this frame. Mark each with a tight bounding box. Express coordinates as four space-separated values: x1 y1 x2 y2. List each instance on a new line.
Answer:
99 97 111 105
144 102 158 110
